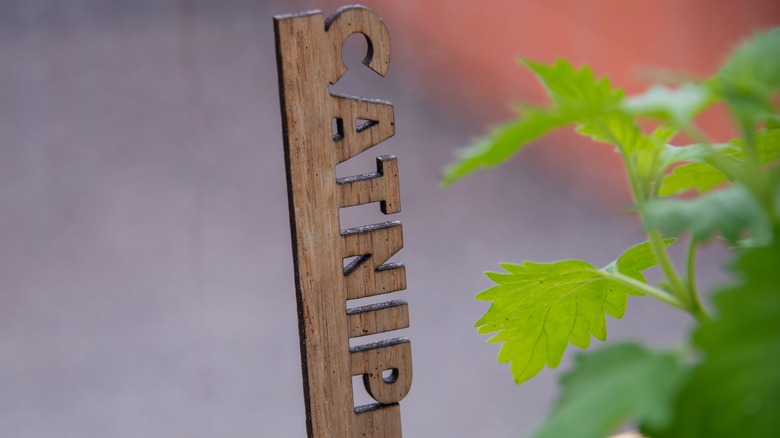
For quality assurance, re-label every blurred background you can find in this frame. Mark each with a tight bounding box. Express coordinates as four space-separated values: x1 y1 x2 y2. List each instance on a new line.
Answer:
1 0 777 436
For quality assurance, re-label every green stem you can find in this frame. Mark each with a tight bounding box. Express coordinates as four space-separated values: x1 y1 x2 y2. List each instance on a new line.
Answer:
601 270 686 310
733 112 780 236
685 238 710 322
738 118 761 176
685 238 699 300
652 165 667 199
647 229 690 306
599 117 695 315
622 150 690 307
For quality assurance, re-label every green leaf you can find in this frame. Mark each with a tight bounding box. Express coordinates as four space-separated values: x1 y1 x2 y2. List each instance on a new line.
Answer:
659 163 731 196
657 129 780 196
525 60 641 160
532 343 688 438
475 241 671 384
442 59 625 185
576 112 654 154
576 111 663 194
522 59 624 111
608 238 676 283
657 142 741 196
660 141 741 167
767 113 780 129
623 83 712 126
643 182 770 243
649 239 780 437
713 28 780 129
715 29 780 102
651 124 679 145
441 110 569 185
755 127 780 163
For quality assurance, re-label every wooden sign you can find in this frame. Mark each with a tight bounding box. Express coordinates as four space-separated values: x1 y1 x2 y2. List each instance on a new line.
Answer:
274 5 412 437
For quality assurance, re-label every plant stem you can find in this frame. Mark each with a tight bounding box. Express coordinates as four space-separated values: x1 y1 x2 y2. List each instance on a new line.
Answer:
620 148 691 308
601 270 686 310
685 238 710 322
733 112 780 240
685 238 698 292
602 117 695 316
647 228 690 306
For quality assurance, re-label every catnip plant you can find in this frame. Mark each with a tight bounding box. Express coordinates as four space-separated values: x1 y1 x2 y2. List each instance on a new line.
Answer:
443 29 780 438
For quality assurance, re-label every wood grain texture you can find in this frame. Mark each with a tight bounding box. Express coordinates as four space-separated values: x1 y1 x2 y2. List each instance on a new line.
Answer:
275 5 411 437
347 301 409 338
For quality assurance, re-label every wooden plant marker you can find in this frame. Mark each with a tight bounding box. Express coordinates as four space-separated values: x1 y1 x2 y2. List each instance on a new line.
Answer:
274 5 412 437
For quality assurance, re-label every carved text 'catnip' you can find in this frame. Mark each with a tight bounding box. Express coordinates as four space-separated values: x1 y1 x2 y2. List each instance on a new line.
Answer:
275 5 411 437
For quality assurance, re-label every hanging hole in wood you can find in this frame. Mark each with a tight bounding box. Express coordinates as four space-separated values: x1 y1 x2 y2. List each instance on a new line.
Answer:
382 368 398 384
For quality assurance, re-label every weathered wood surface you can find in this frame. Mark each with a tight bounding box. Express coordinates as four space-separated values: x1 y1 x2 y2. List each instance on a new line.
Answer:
274 5 411 437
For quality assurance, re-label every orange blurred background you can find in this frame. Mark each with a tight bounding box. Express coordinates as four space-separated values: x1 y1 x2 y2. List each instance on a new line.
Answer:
329 0 780 201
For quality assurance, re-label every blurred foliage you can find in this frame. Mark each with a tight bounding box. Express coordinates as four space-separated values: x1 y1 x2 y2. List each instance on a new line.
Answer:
445 28 780 437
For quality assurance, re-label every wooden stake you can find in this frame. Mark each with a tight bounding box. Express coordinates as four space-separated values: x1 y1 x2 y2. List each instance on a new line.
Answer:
274 5 411 437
